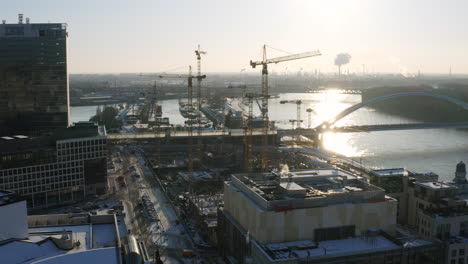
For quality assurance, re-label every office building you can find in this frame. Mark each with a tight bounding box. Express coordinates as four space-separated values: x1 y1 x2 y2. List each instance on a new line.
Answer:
0 122 107 210
218 169 443 263
0 14 69 135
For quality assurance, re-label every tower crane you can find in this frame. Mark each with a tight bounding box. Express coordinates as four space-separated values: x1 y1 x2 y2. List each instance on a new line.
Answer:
243 92 264 172
250 45 321 170
140 67 206 194
195 45 207 162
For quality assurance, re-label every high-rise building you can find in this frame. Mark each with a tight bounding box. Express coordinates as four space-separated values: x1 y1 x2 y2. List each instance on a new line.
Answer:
0 14 69 135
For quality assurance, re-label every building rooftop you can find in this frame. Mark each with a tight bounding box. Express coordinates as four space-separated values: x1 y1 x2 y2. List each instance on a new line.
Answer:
178 171 215 182
0 123 105 156
256 233 433 262
0 16 66 38
373 168 408 177
0 214 121 264
414 181 456 191
0 189 25 207
230 169 388 211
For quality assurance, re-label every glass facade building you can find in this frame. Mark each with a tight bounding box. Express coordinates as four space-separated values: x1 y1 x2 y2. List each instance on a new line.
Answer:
0 21 69 135
0 123 108 210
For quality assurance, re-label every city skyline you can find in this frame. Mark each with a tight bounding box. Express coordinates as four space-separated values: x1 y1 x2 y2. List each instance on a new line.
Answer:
3 0 468 75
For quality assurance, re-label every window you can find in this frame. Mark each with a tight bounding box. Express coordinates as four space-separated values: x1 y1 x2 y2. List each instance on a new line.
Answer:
453 250 458 257
461 249 465 256
459 258 465 264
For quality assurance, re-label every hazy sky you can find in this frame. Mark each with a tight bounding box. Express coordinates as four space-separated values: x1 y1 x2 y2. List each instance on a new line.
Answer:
3 0 468 74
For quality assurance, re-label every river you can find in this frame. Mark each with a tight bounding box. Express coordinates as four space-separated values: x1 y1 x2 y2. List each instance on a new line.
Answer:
70 92 468 181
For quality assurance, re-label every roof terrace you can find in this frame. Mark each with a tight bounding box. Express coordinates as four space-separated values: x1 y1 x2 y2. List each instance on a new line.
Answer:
231 169 387 211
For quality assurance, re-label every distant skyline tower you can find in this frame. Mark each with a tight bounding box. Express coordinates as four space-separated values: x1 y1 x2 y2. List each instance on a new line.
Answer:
454 161 467 184
0 14 69 135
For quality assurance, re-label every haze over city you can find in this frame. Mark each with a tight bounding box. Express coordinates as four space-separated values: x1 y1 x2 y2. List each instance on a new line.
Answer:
2 1 468 264
4 0 468 74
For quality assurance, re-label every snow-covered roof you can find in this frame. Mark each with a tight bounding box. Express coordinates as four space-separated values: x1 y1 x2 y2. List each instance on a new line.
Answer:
178 171 214 182
0 220 121 264
373 168 408 177
259 236 402 261
415 181 456 191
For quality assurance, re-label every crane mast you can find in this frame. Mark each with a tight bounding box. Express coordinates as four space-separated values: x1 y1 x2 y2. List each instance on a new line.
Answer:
243 93 263 172
139 67 206 195
195 45 206 163
250 45 321 171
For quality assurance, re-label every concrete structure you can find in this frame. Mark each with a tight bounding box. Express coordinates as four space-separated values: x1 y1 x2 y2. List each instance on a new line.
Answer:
0 15 69 135
215 169 446 264
0 190 28 242
0 122 107 210
188 194 223 245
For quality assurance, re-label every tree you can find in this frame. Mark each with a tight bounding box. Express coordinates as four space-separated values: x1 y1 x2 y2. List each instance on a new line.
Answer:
90 106 122 130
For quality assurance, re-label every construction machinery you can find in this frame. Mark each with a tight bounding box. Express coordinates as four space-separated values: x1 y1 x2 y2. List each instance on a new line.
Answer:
250 45 321 170
195 45 207 162
140 67 206 194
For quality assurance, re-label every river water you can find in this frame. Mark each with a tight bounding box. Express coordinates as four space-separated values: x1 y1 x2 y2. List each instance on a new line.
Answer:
71 92 468 181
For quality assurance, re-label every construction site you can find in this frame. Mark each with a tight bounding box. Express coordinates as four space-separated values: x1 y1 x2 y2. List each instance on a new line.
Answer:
82 40 468 263
101 45 386 263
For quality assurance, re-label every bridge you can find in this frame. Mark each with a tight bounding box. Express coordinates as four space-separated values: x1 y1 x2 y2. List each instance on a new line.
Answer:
308 88 362 94
322 122 468 133
108 92 468 145
315 92 468 132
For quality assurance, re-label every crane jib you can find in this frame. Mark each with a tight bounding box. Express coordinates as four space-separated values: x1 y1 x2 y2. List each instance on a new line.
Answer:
250 50 321 67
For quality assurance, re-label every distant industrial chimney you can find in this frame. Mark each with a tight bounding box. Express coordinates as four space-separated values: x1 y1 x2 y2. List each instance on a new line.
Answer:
26 17 30 24
18 14 23 24
2 20 5 24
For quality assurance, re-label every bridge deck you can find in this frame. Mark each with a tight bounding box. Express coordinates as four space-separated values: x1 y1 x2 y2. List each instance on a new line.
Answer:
108 122 468 140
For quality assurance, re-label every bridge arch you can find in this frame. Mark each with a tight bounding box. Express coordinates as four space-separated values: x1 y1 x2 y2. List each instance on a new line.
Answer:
317 92 468 129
